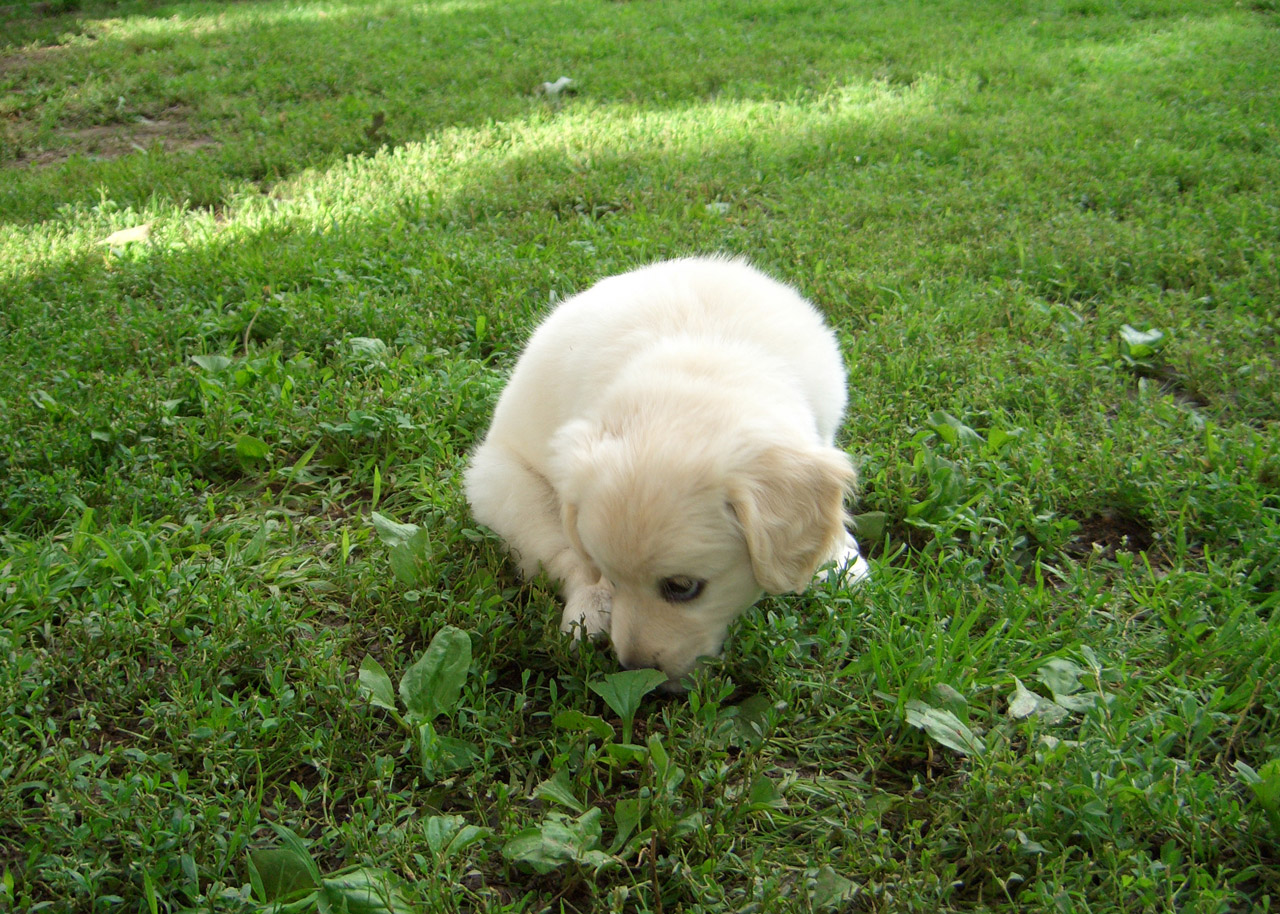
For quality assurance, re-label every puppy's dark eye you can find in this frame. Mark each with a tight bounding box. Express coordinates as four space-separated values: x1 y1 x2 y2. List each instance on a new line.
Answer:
659 576 705 603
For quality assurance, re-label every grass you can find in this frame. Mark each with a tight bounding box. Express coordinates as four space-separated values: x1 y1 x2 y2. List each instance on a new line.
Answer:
1 0 1279 910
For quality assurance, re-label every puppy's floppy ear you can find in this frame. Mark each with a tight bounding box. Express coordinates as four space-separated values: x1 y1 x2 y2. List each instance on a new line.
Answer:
727 445 857 594
548 419 614 501
549 419 619 570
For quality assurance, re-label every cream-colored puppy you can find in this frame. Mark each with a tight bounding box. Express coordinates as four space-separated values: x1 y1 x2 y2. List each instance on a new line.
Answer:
465 257 868 686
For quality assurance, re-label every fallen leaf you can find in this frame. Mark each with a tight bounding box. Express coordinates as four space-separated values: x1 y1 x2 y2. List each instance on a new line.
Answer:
1007 678 1068 724
904 699 984 755
538 76 575 98
101 223 152 246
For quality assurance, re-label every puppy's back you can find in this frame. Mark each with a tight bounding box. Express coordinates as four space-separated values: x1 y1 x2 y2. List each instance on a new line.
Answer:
485 257 848 453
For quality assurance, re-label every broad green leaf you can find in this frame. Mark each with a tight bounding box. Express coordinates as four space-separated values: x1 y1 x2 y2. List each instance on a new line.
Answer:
399 626 472 722
424 815 464 855
266 824 322 887
1235 759 1280 835
552 709 615 741
670 810 704 839
319 867 413 914
358 656 397 712
416 721 479 780
590 669 668 741
926 410 983 446
647 732 669 774
930 683 968 715
347 337 389 360
1256 759 1280 811
850 511 888 544
1119 324 1167 358
387 529 433 586
1007 678 1041 720
647 734 684 794
746 773 786 812
1037 658 1085 696
191 354 233 373
904 700 984 755
1007 678 1068 725
424 815 489 859
1012 828 1048 855
370 512 421 548
446 825 489 859
30 389 59 411
609 798 644 854
907 451 969 521
247 848 316 903
501 827 566 875
566 806 603 845
603 743 648 765
1051 691 1098 713
810 866 858 910
241 522 270 563
723 693 774 747
591 668 670 718
533 768 586 814
987 427 1024 452
1037 658 1097 711
502 809 611 875
371 513 434 586
236 435 270 460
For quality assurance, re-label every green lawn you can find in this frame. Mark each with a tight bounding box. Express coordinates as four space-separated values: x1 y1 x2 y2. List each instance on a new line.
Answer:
2 0 1279 910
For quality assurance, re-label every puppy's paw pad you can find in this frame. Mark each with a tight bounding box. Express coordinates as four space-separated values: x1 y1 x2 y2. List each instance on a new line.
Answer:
560 586 612 641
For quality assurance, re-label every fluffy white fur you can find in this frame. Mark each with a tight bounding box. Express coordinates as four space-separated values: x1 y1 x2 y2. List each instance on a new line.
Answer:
465 256 868 687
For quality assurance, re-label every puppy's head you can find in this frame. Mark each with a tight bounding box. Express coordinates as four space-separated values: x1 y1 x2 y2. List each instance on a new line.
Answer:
551 419 855 688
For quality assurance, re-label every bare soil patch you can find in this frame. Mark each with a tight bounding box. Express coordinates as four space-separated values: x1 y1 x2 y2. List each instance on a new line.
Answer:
4 106 216 167
1064 510 1155 563
0 44 67 74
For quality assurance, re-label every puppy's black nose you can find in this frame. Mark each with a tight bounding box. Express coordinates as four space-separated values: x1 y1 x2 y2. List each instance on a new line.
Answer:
617 653 657 673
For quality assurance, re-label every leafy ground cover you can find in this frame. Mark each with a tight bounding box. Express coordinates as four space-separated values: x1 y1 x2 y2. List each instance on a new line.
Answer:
2 0 1278 910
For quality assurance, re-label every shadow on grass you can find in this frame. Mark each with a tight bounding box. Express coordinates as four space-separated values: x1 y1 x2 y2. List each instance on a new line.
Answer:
0 0 1232 224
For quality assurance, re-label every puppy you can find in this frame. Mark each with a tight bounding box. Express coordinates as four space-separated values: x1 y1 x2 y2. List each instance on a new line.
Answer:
465 256 868 687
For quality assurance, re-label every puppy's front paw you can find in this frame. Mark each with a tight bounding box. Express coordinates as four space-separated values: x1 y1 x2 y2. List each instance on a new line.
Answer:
816 532 871 585
560 583 612 642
